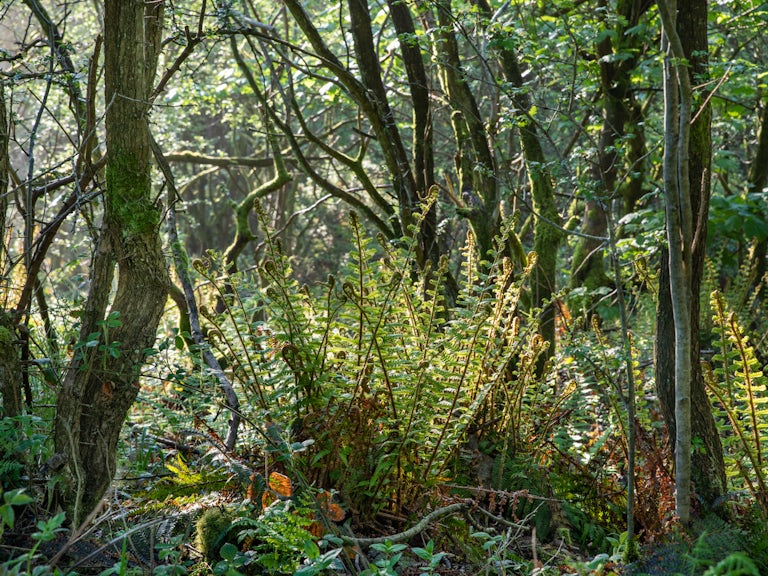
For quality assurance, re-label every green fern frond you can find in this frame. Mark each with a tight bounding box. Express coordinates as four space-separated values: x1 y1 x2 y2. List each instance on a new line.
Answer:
707 290 768 508
701 551 761 576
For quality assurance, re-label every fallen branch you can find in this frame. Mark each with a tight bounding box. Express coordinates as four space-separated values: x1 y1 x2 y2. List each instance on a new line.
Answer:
339 502 470 546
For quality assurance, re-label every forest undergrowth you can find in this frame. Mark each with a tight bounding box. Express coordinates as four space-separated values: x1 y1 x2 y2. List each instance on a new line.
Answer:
2 212 768 575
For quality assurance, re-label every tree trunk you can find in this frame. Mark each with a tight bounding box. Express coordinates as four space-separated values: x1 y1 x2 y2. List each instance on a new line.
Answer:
387 0 438 264
655 0 726 517
433 0 501 260
1 85 23 420
493 21 564 363
54 0 169 526
746 100 768 290
571 0 649 295
283 0 437 269
1 81 22 418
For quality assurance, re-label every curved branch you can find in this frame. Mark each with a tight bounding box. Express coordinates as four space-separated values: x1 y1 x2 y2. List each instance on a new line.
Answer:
229 35 397 239
340 502 470 545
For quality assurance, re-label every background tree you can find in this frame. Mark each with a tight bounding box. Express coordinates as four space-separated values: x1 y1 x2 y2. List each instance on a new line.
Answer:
570 0 650 294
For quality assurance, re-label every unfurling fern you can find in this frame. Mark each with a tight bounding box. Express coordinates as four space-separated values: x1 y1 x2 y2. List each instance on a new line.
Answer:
705 290 768 514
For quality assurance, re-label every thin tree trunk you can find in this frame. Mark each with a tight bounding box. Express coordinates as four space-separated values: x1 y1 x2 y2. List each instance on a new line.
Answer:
433 0 499 259
656 0 726 521
387 0 438 265
658 0 693 524
282 0 438 269
346 0 437 267
746 101 768 288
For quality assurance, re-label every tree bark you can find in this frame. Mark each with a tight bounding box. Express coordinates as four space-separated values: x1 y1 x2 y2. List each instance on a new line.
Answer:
387 0 438 264
433 0 500 258
1 85 22 419
54 0 169 526
655 0 726 517
283 0 438 268
659 0 694 523
746 100 768 290
571 0 649 294
346 0 440 267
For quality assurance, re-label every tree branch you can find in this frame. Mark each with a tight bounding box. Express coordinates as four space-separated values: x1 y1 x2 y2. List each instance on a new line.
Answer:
151 133 242 451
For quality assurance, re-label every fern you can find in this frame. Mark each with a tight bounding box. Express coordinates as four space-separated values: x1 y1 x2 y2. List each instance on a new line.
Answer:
702 254 768 362
195 201 547 521
702 553 760 576
625 515 755 576
705 290 768 512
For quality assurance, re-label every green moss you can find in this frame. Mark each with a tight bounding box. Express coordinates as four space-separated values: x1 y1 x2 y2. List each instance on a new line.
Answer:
0 325 12 346
571 240 611 291
106 152 160 236
171 239 190 271
195 508 237 560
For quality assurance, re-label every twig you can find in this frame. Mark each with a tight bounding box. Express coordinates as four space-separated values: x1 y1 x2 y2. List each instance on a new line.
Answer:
65 517 169 572
473 505 531 530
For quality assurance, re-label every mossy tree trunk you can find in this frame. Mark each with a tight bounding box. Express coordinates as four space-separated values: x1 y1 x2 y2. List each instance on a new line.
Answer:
54 0 169 526
432 0 502 261
571 0 649 294
484 2 564 362
1 85 22 419
655 0 726 516
0 313 22 419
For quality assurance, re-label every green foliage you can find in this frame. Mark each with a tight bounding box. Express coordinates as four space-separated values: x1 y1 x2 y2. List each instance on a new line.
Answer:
195 207 545 520
361 541 408 576
625 514 760 576
701 254 768 351
467 529 532 574
705 290 768 511
701 553 760 576
411 540 447 576
0 487 34 540
232 499 315 574
0 414 48 488
147 454 233 500
5 0 768 573
203 499 320 576
0 501 66 576
73 311 123 371
709 193 768 247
